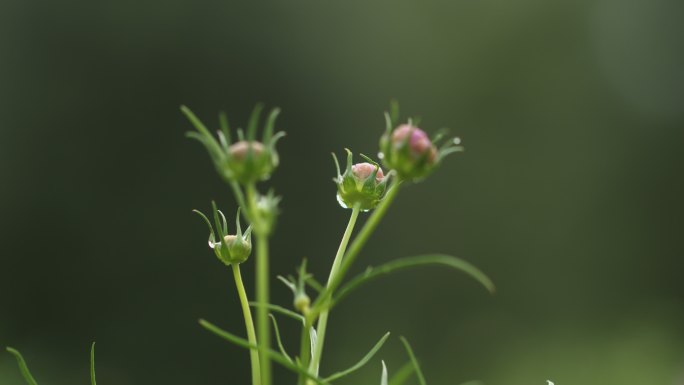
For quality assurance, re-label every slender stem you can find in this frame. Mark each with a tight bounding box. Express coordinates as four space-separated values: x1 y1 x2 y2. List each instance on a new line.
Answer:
309 204 361 375
246 183 272 385
310 181 402 317
254 234 271 385
232 263 261 385
229 181 250 221
297 319 313 385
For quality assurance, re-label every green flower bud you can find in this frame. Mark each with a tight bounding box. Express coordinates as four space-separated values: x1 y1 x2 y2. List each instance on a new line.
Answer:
193 204 253 265
379 102 463 181
294 293 311 314
278 259 313 315
333 149 389 212
182 104 286 185
250 189 281 236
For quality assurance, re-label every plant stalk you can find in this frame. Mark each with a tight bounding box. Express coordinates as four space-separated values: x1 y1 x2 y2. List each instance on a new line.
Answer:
310 181 402 317
308 204 361 375
246 183 272 385
232 263 261 385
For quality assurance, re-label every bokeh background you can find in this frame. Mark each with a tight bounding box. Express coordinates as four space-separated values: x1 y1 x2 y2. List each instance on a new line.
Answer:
1 0 683 384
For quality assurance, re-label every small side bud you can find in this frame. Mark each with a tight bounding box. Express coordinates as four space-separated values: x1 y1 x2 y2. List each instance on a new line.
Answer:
294 293 311 314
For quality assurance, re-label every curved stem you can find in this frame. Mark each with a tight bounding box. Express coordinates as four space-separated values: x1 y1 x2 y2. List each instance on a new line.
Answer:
246 183 272 385
310 181 402 317
232 263 261 385
308 204 361 375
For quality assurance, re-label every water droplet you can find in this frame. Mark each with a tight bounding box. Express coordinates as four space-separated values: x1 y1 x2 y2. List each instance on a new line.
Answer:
377 152 385 160
336 193 351 209
453 137 461 145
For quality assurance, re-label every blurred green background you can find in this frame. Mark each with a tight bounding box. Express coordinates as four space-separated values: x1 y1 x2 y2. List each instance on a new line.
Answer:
1 0 683 384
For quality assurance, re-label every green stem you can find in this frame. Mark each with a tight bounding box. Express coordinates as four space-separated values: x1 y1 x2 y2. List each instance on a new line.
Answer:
310 181 402 317
229 181 249 221
232 263 261 385
246 183 272 385
297 319 313 385
308 204 361 375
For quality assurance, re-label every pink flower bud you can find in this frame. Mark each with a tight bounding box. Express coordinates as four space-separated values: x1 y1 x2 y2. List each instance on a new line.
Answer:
228 141 265 160
391 124 436 161
351 162 385 182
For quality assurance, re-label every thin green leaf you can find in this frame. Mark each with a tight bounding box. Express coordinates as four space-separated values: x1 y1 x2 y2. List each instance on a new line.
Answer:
388 362 415 385
389 99 400 126
6 347 38 385
305 276 324 293
185 132 223 161
181 106 224 157
438 145 464 160
192 209 215 243
324 332 390 382
269 314 293 363
276 275 296 294
248 301 304 322
263 107 280 144
334 254 495 307
331 152 342 179
246 103 264 141
217 130 230 152
217 210 228 235
199 319 328 385
399 337 426 385
381 361 388 385
218 111 231 145
384 112 392 134
359 153 379 167
90 342 97 385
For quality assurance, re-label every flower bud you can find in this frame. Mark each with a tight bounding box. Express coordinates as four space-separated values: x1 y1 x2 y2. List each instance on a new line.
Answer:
333 149 389 211
278 259 313 315
294 293 311 314
379 103 463 181
183 104 285 185
194 204 253 265
228 141 265 160
223 139 276 184
224 234 252 264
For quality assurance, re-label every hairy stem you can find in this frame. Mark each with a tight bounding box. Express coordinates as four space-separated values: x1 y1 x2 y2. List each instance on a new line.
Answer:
232 263 261 385
309 204 361 375
246 183 272 385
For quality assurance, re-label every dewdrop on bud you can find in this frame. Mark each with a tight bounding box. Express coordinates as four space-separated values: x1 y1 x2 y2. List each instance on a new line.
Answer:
332 149 389 212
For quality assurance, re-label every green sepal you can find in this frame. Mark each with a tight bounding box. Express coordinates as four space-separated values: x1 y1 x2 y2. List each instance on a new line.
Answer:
6 347 39 385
